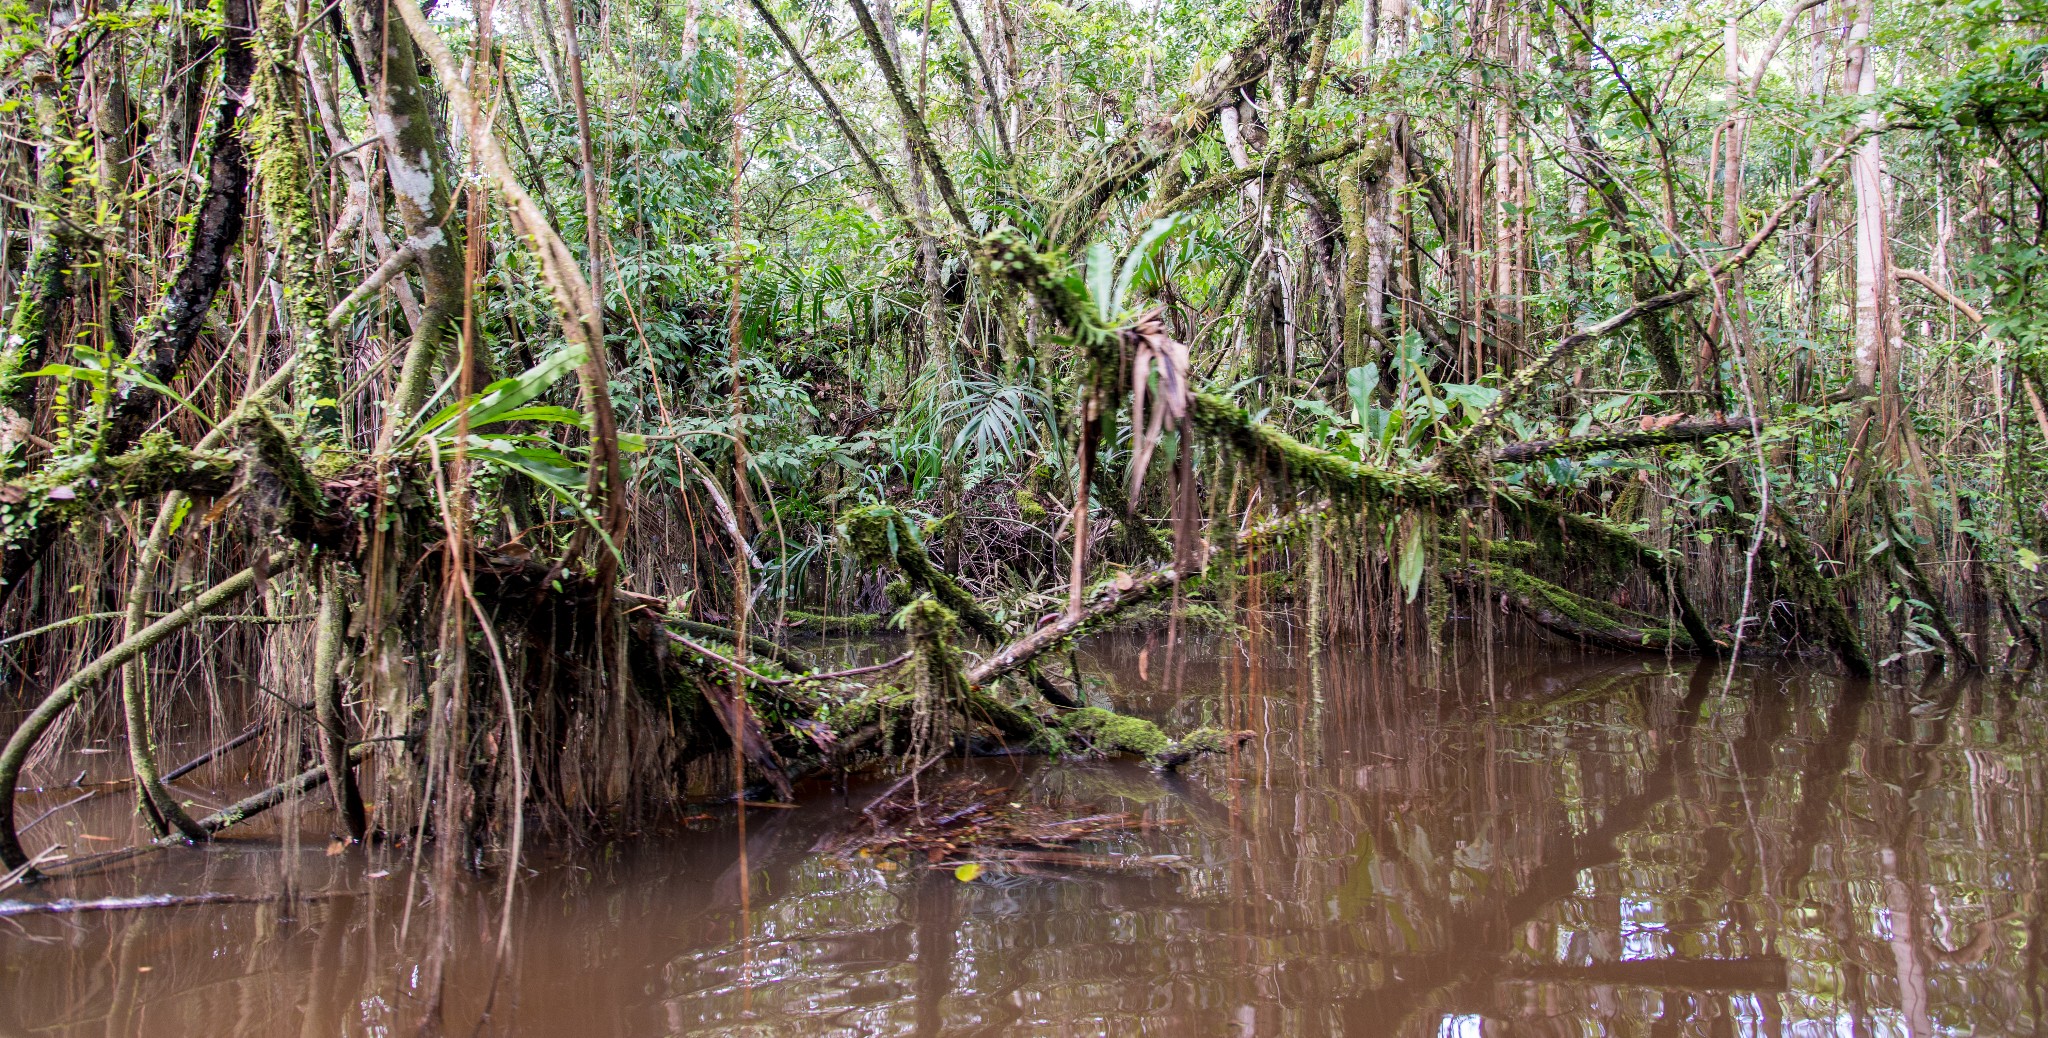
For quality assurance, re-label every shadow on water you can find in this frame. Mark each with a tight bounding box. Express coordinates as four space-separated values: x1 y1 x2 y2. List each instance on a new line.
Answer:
2 632 2044 1037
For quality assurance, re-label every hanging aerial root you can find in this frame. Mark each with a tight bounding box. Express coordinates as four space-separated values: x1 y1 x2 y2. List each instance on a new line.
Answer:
1765 515 1873 678
0 554 289 878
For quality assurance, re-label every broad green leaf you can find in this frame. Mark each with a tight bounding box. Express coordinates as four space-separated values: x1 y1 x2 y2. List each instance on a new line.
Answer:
1347 364 1379 424
1084 241 1116 319
412 344 587 443
1398 518 1426 603
1113 215 1185 316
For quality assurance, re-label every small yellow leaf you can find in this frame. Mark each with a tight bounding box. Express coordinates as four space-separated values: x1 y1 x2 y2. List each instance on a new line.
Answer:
954 862 983 882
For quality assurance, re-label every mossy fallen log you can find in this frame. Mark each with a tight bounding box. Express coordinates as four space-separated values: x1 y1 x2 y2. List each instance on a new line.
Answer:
1057 707 1249 771
777 609 885 636
1490 417 1758 464
1186 393 1461 507
1442 559 1690 654
1490 490 1721 659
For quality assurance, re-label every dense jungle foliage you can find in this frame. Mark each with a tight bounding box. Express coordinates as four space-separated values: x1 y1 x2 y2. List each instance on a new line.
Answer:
0 0 2046 966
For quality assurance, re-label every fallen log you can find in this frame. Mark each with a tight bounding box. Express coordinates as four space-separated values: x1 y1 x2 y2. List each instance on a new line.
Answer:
1490 417 1758 464
1443 559 1690 654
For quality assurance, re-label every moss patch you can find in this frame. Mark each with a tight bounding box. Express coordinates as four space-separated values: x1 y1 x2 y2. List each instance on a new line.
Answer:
1059 706 1172 760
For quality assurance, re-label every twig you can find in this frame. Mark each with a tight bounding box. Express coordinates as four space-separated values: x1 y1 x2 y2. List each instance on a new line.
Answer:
163 721 267 783
0 890 341 918
19 791 92 835
861 753 945 820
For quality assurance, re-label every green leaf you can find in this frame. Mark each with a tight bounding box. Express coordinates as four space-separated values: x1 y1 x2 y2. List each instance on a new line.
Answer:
1346 364 1379 424
1398 519 1426 603
1112 215 1186 317
22 363 106 388
1084 241 1116 319
410 344 587 445
166 496 192 536
476 404 589 428
1439 383 1501 418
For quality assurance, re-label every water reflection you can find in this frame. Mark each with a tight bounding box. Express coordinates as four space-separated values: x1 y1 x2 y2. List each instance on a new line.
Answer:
2 637 2043 1037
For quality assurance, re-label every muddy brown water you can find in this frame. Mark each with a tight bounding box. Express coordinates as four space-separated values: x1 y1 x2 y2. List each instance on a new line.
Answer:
3 635 2044 1036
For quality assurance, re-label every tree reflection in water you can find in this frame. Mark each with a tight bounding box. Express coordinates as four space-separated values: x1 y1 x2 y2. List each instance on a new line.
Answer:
1 635 2041 1037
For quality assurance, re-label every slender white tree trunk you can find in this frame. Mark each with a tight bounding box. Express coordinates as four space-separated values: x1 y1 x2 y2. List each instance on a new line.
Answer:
1846 0 1891 396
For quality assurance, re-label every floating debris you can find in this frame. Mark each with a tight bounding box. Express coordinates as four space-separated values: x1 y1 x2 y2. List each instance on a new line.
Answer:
820 776 1183 874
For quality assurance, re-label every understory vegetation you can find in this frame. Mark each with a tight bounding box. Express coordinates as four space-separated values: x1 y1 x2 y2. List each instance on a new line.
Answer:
1 0 2046 986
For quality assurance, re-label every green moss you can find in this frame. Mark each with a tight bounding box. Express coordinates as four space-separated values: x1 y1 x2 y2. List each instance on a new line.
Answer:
1476 538 1543 565
250 0 334 440
0 239 70 418
1488 489 1719 657
245 413 330 526
1014 486 1049 524
780 609 882 635
1452 558 1685 651
973 229 1114 351
972 229 1125 424
921 512 958 543
308 449 362 480
1187 393 1458 507
101 431 238 499
1059 706 1171 759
